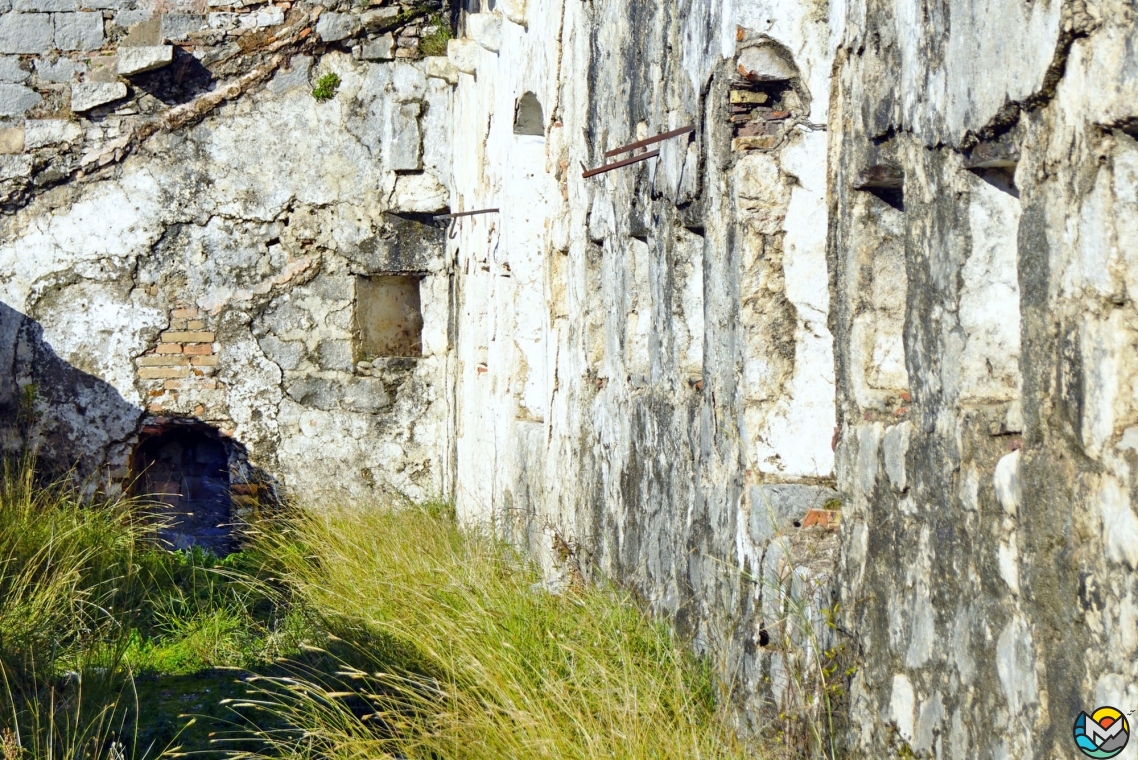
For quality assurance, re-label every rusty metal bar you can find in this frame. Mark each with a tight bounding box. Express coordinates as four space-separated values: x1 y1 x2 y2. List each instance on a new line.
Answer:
433 208 501 220
581 149 660 178
603 125 695 158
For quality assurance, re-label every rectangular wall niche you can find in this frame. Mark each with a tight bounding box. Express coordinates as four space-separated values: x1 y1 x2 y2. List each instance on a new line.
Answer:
356 275 424 357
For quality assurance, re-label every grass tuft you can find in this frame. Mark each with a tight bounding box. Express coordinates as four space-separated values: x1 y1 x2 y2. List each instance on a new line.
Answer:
418 15 453 58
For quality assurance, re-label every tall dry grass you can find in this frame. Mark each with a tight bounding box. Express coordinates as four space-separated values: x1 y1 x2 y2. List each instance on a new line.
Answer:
0 456 154 759
239 500 751 760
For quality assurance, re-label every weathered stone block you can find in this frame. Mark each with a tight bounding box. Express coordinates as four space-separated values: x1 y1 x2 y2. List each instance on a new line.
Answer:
54 11 104 51
258 335 304 370
69 81 126 111
0 14 55 55
206 12 235 30
466 12 501 52
737 43 797 81
732 135 777 151
421 55 457 84
317 339 354 371
0 55 28 83
14 0 76 11
391 171 447 213
117 45 172 75
0 125 24 153
113 9 151 30
882 421 911 492
25 118 81 147
315 12 358 42
388 101 421 171
447 38 478 74
161 13 206 40
361 33 394 60
138 366 190 379
253 6 282 27
120 13 160 44
136 355 190 366
497 0 525 25
36 56 76 82
162 330 214 342
0 153 32 179
749 484 840 544
84 0 138 10
360 6 399 28
85 54 117 81
0 83 42 116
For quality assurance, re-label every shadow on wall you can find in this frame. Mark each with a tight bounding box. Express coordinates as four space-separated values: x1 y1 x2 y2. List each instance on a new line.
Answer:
0 299 274 554
0 298 144 481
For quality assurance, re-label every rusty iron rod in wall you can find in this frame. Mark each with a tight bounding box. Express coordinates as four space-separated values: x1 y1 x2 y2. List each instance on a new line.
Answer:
604 125 695 158
433 208 501 220
581 149 660 178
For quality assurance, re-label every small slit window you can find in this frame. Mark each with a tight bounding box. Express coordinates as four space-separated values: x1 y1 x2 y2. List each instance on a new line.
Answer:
356 275 424 358
513 92 544 136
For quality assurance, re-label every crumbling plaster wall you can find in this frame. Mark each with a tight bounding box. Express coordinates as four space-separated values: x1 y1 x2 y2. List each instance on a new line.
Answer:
1 51 456 502
447 0 841 727
829 0 1138 754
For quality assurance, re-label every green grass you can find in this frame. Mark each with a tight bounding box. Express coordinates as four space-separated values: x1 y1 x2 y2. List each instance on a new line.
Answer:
0 458 751 759
418 15 453 58
239 501 749 760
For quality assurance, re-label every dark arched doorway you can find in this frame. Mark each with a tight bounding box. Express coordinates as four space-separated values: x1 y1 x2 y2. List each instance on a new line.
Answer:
133 426 233 555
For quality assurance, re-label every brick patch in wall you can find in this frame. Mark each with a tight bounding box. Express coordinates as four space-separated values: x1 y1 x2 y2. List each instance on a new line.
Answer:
136 306 222 417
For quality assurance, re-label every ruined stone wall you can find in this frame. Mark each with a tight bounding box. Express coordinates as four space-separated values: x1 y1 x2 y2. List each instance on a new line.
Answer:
829 0 1138 754
446 0 842 732
3 0 1137 746
0 47 458 502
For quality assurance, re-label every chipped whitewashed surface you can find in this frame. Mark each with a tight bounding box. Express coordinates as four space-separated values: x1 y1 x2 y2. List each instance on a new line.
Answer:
448 0 841 738
0 52 453 501
2 0 1137 750
830 0 1138 754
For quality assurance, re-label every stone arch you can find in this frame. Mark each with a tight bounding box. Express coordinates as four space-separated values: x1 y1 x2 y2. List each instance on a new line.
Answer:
132 422 233 555
728 35 810 150
513 92 544 136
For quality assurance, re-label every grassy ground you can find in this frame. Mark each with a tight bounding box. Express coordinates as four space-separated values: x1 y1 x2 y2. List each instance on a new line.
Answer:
0 459 749 759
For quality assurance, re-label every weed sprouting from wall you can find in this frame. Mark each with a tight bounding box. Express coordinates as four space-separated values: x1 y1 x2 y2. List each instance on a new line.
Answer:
419 14 454 57
311 73 341 101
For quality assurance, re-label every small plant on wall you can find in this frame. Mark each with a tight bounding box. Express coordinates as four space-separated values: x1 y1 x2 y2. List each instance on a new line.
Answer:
419 14 453 57
312 72 341 101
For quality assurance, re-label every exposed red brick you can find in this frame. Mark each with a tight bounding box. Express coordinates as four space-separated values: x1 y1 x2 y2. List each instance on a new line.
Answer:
184 344 215 355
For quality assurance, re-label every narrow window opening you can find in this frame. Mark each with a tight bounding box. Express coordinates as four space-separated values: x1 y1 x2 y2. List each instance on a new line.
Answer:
132 426 232 555
513 92 544 136
852 164 905 211
356 275 424 359
965 135 1019 197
